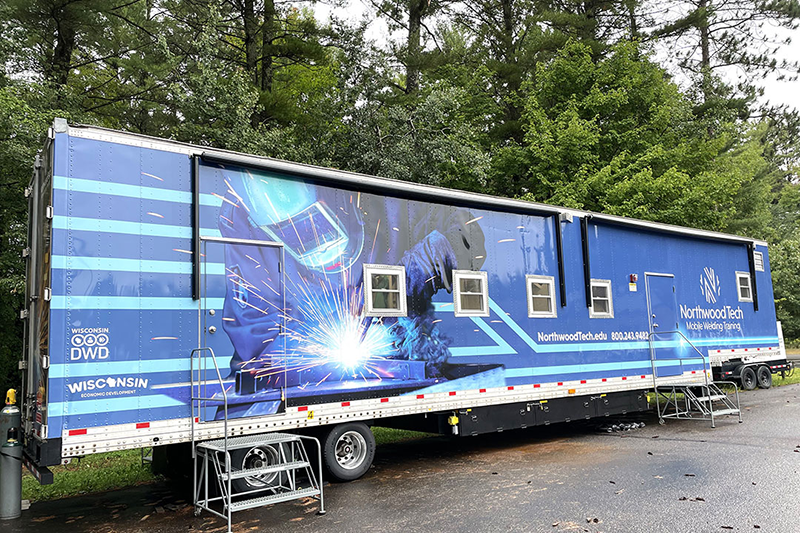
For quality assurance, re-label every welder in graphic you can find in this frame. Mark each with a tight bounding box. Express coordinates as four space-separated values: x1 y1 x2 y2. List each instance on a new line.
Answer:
216 166 486 385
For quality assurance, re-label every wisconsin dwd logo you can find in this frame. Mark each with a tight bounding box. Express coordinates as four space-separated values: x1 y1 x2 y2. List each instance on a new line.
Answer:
70 331 110 360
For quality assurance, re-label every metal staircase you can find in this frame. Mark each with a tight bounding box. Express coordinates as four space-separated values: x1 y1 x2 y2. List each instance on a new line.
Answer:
649 331 742 428
190 348 324 533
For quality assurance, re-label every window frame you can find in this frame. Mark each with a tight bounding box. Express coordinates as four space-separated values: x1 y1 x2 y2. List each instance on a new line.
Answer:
526 275 557 318
363 264 407 317
753 251 764 272
736 271 753 303
589 279 614 319
453 270 490 317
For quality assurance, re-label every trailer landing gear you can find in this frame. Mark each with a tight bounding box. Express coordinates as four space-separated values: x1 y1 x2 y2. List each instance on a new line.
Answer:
322 422 375 482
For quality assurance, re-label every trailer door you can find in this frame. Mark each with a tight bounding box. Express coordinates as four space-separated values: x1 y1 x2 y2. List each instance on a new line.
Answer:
200 237 286 418
645 273 682 378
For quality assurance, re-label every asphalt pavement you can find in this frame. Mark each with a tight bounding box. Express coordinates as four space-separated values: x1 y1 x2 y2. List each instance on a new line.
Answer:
10 383 800 533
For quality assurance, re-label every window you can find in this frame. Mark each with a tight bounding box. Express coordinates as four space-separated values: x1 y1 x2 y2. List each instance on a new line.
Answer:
589 279 614 318
453 270 489 317
753 251 764 272
526 275 557 318
736 271 753 303
363 264 407 317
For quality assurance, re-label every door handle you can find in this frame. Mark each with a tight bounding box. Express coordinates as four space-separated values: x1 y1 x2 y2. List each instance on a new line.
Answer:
208 326 217 334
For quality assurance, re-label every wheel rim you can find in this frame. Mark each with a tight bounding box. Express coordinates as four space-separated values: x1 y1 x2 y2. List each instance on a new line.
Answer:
758 368 771 387
335 430 368 470
743 371 755 389
241 446 280 487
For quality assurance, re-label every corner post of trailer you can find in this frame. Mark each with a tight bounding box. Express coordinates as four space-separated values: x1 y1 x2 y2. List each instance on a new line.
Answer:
554 214 567 308
746 242 758 312
580 215 592 308
192 155 201 301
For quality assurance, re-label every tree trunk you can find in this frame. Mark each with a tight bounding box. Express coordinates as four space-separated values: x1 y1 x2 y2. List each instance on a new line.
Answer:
48 12 76 87
261 0 276 94
698 0 712 103
242 0 259 87
406 0 425 94
500 0 523 142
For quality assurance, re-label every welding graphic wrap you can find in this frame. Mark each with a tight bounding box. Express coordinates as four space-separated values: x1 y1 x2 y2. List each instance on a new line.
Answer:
214 167 486 414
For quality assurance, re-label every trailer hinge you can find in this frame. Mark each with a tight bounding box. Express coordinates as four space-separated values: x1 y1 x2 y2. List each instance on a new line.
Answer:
18 360 27 370
24 186 32 199
46 205 54 219
22 247 30 258
20 309 29 319
43 288 51 302
41 356 50 369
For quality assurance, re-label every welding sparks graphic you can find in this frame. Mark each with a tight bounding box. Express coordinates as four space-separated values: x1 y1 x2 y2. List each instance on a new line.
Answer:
219 173 398 387
267 270 398 383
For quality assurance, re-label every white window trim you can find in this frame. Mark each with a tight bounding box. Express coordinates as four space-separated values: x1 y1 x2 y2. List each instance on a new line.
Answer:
526 275 557 318
363 264 407 317
589 279 614 319
753 251 764 272
736 271 753 303
453 270 490 317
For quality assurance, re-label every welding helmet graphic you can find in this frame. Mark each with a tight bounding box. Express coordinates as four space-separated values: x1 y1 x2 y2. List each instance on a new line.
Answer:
240 171 364 273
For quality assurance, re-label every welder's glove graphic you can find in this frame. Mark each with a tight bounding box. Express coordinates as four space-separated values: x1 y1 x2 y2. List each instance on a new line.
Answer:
400 230 457 302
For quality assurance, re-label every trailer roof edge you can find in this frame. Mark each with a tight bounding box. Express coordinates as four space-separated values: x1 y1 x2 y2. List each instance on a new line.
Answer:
62 121 768 248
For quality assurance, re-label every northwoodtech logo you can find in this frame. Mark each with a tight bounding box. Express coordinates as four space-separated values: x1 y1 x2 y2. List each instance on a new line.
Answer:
699 267 721 304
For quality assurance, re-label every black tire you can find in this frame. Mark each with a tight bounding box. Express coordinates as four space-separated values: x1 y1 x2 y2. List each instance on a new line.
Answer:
229 444 284 493
322 422 375 482
756 366 772 389
740 366 757 391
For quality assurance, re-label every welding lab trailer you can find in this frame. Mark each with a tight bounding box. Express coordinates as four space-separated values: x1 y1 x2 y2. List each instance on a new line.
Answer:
21 119 789 487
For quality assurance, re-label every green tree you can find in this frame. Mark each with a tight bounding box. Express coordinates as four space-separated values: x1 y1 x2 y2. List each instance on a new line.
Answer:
515 40 773 233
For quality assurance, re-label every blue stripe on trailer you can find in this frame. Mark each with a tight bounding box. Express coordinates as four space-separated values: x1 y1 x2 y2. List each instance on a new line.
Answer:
50 295 222 310
53 175 224 207
52 215 222 239
49 356 234 378
51 255 226 276
504 359 687 378
49 395 187 417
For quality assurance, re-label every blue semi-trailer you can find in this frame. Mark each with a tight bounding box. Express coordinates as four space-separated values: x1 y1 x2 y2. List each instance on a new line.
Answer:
20 119 788 484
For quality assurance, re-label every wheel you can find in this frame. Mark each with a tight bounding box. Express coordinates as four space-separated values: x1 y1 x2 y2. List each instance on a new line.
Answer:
756 366 772 389
322 422 375 482
229 444 283 493
740 366 757 391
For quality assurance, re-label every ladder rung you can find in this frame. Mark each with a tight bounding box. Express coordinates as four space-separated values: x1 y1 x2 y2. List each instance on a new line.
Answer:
197 433 301 452
692 395 726 402
710 408 739 416
221 461 311 480
229 487 320 512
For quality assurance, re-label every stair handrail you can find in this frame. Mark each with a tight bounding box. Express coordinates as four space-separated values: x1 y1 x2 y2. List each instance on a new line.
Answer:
647 330 712 424
190 346 230 528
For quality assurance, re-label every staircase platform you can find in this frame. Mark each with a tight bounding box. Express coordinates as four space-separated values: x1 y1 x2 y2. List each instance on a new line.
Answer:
654 381 742 427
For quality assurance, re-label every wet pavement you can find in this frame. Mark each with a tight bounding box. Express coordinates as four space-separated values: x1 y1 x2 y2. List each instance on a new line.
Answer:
10 383 800 533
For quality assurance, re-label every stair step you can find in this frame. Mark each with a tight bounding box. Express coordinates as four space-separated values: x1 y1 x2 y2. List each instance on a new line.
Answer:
710 408 739 416
197 433 300 452
221 461 311 480
229 487 320 512
692 395 727 402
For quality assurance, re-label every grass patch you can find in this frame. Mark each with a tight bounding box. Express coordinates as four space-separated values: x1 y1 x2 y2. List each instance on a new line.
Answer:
772 369 800 387
371 427 433 446
23 449 158 503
